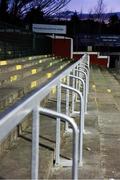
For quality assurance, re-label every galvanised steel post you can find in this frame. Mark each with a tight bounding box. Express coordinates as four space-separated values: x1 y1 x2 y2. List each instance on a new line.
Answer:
76 65 79 90
65 76 70 131
39 107 79 180
76 69 88 113
78 91 84 166
78 54 90 93
72 69 75 113
55 81 61 165
86 53 90 68
78 66 89 109
87 54 90 92
61 84 84 166
32 106 40 180
69 75 86 116
78 66 89 94
75 65 79 101
77 64 81 93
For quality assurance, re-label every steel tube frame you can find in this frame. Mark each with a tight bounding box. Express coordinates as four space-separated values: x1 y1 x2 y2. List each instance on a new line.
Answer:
32 106 40 179
39 107 79 180
78 67 89 94
72 69 75 113
75 69 88 112
69 75 86 115
65 76 70 131
80 54 89 66
61 84 84 165
79 54 90 92
55 81 62 165
79 62 89 69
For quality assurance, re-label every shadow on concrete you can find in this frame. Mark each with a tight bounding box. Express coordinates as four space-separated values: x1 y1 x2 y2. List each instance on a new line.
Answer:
19 129 56 144
19 135 54 152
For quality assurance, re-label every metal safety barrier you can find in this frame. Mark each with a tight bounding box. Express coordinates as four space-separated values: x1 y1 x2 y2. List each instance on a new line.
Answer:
71 60 90 114
61 84 84 166
75 69 88 113
0 53 90 180
32 107 79 180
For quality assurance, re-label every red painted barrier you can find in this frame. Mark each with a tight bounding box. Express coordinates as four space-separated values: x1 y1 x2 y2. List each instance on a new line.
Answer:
90 54 108 67
51 35 109 68
73 54 83 60
73 53 109 67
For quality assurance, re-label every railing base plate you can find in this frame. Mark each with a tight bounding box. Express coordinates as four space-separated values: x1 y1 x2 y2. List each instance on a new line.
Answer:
60 158 72 167
65 128 73 133
70 111 80 117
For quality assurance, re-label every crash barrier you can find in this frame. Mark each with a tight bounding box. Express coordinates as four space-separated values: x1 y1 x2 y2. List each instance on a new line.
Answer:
0 54 90 180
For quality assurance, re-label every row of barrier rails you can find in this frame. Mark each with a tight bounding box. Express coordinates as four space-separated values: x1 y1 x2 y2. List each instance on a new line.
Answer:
0 53 90 180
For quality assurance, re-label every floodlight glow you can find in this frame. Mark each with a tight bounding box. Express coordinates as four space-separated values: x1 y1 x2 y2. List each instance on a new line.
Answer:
32 69 37 74
29 57 32 60
51 86 56 94
107 89 111 93
0 61 7 65
16 65 22 70
47 73 52 78
10 75 17 82
92 85 96 89
31 81 37 88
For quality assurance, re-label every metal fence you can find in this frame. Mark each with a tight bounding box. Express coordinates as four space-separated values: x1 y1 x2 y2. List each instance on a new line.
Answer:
0 21 52 59
0 54 90 180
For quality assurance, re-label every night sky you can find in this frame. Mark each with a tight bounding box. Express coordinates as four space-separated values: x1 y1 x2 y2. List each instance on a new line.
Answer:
65 0 120 13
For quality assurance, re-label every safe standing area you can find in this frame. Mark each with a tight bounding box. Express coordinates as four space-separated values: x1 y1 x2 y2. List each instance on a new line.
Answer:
51 65 120 179
0 65 120 179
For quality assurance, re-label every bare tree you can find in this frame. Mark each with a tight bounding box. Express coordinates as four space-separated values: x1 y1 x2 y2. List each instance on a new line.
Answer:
94 0 106 22
79 8 83 20
88 9 94 20
9 0 71 18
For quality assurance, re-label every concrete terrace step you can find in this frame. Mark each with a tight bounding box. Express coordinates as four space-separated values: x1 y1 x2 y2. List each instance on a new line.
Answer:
9 60 69 91
0 55 53 73
0 87 19 111
0 55 51 65
0 57 65 87
0 59 70 112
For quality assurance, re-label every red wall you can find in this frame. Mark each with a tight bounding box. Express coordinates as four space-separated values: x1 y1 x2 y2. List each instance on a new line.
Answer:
52 38 71 58
73 54 83 60
52 37 108 67
90 54 108 67
73 53 108 67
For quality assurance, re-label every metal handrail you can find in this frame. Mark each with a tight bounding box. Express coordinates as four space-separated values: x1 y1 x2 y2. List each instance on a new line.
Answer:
0 53 89 179
38 107 79 180
75 69 88 109
71 69 88 112
77 66 89 93
61 84 84 165
69 75 86 114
